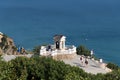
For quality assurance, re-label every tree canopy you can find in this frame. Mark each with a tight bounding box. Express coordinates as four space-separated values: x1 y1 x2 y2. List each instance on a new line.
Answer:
76 45 91 56
0 56 120 80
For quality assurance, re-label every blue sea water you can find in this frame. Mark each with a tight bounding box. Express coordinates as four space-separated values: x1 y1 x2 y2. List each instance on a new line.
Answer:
0 0 120 65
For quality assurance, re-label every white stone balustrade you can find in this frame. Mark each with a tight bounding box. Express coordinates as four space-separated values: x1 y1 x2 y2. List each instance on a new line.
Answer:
40 45 76 56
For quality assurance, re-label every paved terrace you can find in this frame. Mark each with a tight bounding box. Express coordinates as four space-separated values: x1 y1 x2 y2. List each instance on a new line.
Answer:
62 55 111 74
1 54 33 62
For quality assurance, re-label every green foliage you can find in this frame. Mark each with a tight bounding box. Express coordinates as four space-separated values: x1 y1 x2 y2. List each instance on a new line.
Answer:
33 44 48 55
0 56 90 80
9 57 29 79
91 73 105 80
104 69 120 80
64 71 84 80
33 45 41 54
0 56 120 80
107 63 119 70
77 45 91 56
0 55 2 60
0 59 13 80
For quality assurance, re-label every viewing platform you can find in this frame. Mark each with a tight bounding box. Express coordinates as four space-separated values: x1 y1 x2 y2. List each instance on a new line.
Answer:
40 35 77 59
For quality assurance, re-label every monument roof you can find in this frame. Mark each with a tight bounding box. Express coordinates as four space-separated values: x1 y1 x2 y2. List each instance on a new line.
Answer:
53 35 65 41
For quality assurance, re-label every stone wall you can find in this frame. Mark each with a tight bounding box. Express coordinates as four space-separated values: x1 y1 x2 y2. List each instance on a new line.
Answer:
52 53 77 60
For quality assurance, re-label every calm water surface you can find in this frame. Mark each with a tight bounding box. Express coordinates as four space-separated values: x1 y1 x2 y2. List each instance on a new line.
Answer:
0 0 120 65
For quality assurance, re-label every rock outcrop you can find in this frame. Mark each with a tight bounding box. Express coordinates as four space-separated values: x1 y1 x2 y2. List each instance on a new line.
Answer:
0 32 18 55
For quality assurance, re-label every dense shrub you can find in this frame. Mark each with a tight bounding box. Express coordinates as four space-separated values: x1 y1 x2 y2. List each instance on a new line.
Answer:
33 45 41 54
77 45 91 56
104 69 120 80
106 62 119 70
0 56 120 80
33 44 48 55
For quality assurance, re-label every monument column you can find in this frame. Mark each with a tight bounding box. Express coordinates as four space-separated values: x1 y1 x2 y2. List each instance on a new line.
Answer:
63 41 65 49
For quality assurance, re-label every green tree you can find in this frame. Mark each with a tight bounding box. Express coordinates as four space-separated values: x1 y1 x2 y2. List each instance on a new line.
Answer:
64 71 84 80
1 55 120 80
77 45 90 56
0 60 13 80
9 57 30 79
92 73 104 80
33 44 48 55
33 45 41 55
19 67 28 80
104 69 120 80
107 62 119 70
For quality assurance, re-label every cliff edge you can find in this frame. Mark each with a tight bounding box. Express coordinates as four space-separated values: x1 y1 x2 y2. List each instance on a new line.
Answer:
0 32 20 55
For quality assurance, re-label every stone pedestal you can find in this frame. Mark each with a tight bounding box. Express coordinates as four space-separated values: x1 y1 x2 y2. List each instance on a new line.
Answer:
52 53 77 60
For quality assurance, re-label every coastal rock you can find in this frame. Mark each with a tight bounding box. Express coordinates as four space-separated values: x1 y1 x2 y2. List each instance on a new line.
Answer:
0 33 18 55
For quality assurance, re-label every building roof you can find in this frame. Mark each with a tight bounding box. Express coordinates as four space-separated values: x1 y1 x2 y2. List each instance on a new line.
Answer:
53 35 65 41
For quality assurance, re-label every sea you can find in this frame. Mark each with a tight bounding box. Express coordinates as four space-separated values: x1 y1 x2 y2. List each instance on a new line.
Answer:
0 0 120 66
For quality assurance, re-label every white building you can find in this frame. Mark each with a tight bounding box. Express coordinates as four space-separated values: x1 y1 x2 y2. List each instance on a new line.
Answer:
40 35 76 56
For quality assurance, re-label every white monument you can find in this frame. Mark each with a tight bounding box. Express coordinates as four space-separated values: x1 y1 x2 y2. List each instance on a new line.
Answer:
40 35 76 56
54 35 66 50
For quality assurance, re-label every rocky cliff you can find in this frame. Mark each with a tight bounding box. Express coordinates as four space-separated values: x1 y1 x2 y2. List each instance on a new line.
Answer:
0 32 19 55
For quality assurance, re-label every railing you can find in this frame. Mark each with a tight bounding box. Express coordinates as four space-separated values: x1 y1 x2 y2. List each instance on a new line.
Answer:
40 45 76 56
